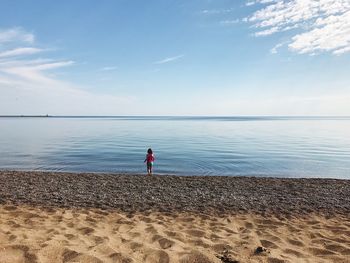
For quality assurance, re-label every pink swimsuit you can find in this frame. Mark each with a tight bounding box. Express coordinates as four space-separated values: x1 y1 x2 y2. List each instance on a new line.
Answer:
146 154 155 164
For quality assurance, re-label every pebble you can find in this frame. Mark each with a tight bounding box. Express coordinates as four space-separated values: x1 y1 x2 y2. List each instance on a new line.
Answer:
0 171 349 216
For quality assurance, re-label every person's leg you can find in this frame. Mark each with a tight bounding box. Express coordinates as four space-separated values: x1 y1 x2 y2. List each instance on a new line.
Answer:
149 164 153 175
147 163 151 175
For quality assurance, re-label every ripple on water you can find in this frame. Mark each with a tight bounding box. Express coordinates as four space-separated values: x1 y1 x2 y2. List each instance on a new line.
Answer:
0 117 349 178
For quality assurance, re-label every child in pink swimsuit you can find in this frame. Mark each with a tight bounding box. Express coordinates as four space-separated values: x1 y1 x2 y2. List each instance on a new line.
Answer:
144 148 155 175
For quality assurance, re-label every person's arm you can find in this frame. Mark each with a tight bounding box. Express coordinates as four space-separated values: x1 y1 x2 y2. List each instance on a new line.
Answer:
144 155 147 162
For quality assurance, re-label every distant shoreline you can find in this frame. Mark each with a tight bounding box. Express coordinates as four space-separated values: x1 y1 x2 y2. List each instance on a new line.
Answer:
1 115 349 120
0 115 52 118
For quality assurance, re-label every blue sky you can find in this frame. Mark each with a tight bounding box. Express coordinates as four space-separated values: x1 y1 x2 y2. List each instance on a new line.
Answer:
0 0 349 115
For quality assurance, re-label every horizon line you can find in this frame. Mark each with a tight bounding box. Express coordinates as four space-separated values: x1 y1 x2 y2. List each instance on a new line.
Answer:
0 115 350 118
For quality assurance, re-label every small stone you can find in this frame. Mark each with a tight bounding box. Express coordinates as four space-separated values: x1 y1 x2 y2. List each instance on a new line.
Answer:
255 246 269 254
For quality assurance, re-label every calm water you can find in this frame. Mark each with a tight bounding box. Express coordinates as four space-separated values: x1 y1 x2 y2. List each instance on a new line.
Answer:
0 116 349 179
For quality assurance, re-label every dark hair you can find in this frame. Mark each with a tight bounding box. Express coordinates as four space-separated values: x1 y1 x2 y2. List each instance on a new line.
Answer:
147 148 153 154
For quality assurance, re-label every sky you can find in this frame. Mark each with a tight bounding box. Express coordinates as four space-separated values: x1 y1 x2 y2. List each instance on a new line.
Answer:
0 0 349 116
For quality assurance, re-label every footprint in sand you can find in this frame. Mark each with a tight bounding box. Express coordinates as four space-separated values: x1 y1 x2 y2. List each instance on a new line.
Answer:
145 225 158 234
178 217 195 223
85 216 97 224
324 244 350 255
186 229 205 238
164 231 185 242
157 237 175 249
260 239 279 249
8 234 17 241
7 221 21 228
3 205 17 211
62 248 80 262
287 225 301 233
95 210 109 216
209 233 222 241
211 243 232 253
116 218 134 225
308 246 336 256
283 248 304 257
53 215 63 222
66 222 75 228
64 234 76 241
244 222 254 229
144 250 169 263
189 239 210 248
209 222 225 227
78 227 95 235
261 233 282 243
127 231 141 238
92 235 106 245
222 227 238 235
151 234 175 249
0 245 36 263
117 224 134 233
179 251 212 263
140 216 153 223
286 238 304 247
267 257 285 263
73 254 103 263
128 241 143 252
109 252 133 263
38 245 103 263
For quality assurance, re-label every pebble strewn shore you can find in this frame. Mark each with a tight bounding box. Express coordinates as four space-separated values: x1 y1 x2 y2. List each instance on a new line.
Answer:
0 171 349 216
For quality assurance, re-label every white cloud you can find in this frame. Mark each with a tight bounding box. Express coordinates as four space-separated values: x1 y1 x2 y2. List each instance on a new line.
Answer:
0 47 44 58
0 27 34 44
289 11 350 54
200 8 235 15
31 61 75 71
154 54 184 64
270 42 285 53
0 27 135 115
220 19 240 25
1 60 75 85
100 66 118 71
333 45 350 55
254 26 279 36
246 0 350 55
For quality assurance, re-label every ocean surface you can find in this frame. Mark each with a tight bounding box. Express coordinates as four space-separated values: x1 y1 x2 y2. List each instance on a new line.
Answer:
0 116 349 179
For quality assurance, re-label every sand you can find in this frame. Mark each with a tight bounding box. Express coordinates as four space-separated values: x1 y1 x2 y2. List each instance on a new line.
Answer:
0 171 349 262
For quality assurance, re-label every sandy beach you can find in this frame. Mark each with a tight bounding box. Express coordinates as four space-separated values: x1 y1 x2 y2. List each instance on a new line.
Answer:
0 171 349 263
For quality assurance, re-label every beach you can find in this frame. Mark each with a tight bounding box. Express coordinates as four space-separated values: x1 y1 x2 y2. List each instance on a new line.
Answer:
0 171 349 262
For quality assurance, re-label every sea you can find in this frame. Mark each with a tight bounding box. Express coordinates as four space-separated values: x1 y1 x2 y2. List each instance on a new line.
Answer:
0 116 349 179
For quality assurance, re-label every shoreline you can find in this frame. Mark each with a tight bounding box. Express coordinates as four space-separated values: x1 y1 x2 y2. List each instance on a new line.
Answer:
1 170 349 216
1 171 350 262
2 168 349 179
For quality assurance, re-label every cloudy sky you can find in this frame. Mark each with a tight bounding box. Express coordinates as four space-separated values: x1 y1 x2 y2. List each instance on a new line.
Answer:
0 0 349 115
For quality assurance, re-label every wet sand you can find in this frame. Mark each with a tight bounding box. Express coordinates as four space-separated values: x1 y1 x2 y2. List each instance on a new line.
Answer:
0 171 349 262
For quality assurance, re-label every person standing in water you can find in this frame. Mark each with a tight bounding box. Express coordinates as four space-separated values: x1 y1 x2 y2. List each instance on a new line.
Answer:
144 148 155 175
